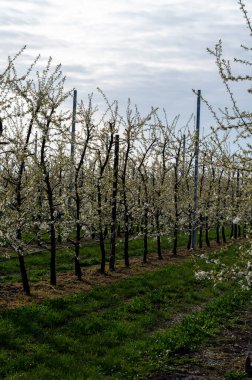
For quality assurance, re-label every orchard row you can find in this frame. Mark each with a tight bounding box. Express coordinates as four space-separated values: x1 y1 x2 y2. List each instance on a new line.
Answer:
0 52 250 294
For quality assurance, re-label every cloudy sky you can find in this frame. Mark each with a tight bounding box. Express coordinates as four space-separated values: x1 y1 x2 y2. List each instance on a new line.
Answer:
1 0 252 132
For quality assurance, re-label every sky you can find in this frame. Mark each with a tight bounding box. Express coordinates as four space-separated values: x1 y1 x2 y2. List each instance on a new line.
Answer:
0 0 252 136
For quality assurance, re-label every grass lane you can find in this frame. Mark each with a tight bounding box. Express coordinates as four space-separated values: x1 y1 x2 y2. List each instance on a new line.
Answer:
0 230 221 283
0 243 248 379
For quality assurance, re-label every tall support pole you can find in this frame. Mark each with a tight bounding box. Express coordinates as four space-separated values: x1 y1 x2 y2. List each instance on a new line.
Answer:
191 90 201 249
68 89 77 208
71 89 77 163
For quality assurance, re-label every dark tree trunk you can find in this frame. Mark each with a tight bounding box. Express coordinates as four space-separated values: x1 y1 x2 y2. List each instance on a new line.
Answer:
156 209 163 259
230 223 234 239
216 223 220 245
143 206 148 263
157 234 162 259
124 220 129 267
73 126 93 280
99 230 106 274
36 191 43 246
187 208 192 250
40 108 57 286
50 218 56 286
243 224 247 238
238 225 241 238
16 226 31 295
187 230 192 250
205 217 210 247
73 175 83 280
173 155 180 256
215 170 223 246
97 182 106 274
222 225 226 243
122 175 130 267
234 224 238 239
198 214 203 249
173 223 178 256
44 171 57 286
109 135 119 271
198 158 206 250
117 224 121 237
104 226 108 239
15 110 40 295
96 131 114 274
74 218 82 280
57 169 63 244
18 254 30 296
137 139 156 264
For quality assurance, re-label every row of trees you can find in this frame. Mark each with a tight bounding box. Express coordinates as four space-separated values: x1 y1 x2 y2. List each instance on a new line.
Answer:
0 51 250 295
2 0 252 295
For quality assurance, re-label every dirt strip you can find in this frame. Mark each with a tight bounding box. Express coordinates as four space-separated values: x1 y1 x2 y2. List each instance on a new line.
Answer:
149 308 252 379
0 240 237 310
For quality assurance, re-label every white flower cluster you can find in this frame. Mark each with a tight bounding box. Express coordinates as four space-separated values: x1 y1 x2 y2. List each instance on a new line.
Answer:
194 241 252 291
195 270 210 280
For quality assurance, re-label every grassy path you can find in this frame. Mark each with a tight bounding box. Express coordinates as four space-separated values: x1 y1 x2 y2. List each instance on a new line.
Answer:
0 242 250 379
148 306 252 379
0 231 221 284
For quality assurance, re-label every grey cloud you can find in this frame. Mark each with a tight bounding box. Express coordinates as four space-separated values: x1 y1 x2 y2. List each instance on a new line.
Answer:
0 1 51 26
0 9 38 26
62 64 91 75
10 0 51 4
0 0 251 134
0 30 69 51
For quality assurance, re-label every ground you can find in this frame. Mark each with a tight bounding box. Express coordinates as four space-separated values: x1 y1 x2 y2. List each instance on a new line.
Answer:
1 239 251 379
149 308 252 379
0 248 189 310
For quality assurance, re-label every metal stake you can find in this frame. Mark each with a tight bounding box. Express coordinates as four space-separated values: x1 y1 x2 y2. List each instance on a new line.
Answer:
192 90 201 249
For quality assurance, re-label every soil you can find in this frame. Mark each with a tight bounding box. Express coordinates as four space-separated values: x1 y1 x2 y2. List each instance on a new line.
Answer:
0 248 188 310
1 239 250 379
148 309 252 379
0 240 231 311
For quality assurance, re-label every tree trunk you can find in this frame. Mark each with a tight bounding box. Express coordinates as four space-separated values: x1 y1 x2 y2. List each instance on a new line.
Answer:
216 223 220 245
143 206 148 263
18 254 30 296
109 135 119 271
205 217 210 247
198 214 203 248
156 209 163 259
234 224 238 239
230 223 234 238
187 209 192 250
99 230 106 274
50 219 56 286
173 222 178 256
243 224 247 238
97 182 106 274
74 220 82 280
238 225 241 238
222 225 226 243
124 211 130 267
173 161 179 256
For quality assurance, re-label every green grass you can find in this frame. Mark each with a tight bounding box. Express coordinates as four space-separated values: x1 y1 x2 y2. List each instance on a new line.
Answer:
224 371 247 379
1 236 174 283
0 242 248 379
0 228 221 283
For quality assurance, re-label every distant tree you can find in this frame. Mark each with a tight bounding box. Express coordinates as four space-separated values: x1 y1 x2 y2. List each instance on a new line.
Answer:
36 58 71 286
